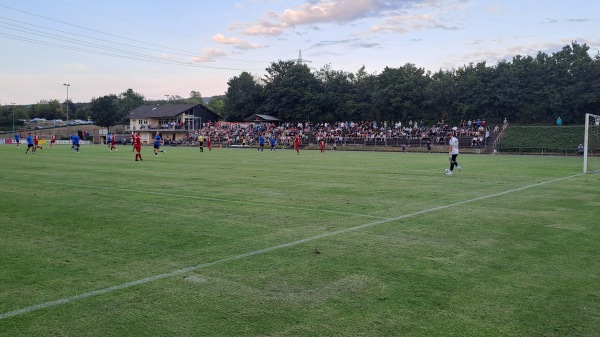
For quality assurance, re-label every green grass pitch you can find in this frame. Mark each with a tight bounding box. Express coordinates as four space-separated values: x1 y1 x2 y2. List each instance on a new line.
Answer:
0 144 599 336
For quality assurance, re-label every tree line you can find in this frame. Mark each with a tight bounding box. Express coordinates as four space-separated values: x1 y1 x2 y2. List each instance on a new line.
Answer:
225 41 600 126
2 42 598 132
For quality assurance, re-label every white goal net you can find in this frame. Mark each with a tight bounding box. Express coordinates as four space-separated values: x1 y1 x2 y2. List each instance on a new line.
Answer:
583 113 600 173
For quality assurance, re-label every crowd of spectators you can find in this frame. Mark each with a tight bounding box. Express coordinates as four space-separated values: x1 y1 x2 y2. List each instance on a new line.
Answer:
190 119 498 148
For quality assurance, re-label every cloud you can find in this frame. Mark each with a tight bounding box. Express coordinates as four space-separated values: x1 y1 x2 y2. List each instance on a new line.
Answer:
240 0 416 36
454 41 579 69
192 48 227 63
306 37 380 51
369 13 458 34
309 38 360 49
353 42 380 48
367 0 466 34
566 18 591 23
212 33 262 50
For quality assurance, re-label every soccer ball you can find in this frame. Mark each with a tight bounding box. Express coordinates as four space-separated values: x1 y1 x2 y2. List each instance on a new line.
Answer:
444 168 452 175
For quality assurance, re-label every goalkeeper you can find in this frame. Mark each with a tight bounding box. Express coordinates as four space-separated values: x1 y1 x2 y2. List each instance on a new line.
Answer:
447 131 461 175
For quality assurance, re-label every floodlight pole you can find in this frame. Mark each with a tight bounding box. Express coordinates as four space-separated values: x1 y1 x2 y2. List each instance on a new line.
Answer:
63 83 70 134
11 102 16 134
63 84 70 121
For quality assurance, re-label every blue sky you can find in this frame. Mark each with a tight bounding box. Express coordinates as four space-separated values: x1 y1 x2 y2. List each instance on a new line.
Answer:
1 0 598 105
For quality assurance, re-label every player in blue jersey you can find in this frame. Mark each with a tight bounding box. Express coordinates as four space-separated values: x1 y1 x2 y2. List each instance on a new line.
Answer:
258 134 265 152
72 133 80 153
107 133 113 151
70 133 76 151
25 133 34 154
269 134 276 151
153 132 166 156
14 132 20 148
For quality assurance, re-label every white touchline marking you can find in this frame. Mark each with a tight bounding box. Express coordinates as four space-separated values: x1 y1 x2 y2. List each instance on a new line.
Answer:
0 174 582 320
2 177 384 220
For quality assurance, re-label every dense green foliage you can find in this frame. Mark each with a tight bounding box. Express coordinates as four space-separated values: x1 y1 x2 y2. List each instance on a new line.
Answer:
499 125 600 153
0 146 597 336
501 126 585 148
223 42 599 125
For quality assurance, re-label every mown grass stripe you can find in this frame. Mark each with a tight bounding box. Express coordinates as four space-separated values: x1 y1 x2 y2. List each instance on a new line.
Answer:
0 173 581 320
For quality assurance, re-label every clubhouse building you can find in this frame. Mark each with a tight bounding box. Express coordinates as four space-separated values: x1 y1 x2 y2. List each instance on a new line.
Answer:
126 104 220 144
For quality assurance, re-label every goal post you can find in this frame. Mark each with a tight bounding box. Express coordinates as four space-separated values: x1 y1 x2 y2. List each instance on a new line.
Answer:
583 113 600 174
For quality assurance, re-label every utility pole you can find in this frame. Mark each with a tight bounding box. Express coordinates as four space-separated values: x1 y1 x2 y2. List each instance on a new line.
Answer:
11 102 15 134
63 83 70 135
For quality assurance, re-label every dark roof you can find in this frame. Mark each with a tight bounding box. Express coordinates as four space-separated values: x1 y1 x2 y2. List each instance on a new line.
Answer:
128 104 221 122
129 104 198 118
243 114 280 122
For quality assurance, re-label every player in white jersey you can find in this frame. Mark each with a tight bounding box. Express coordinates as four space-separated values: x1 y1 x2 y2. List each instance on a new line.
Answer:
446 131 461 175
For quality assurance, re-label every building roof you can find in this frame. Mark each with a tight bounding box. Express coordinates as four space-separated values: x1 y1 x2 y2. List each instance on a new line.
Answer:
243 114 281 122
129 104 199 119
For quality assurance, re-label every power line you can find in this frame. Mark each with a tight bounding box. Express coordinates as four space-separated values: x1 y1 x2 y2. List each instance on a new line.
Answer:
0 17 199 57
0 4 271 67
0 4 200 56
0 32 255 71
49 0 202 40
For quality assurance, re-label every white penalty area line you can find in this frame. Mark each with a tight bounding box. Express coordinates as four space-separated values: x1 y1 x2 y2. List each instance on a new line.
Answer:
0 173 582 320
2 176 384 220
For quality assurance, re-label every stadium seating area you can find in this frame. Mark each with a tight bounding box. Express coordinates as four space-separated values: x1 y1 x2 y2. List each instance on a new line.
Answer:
193 119 496 150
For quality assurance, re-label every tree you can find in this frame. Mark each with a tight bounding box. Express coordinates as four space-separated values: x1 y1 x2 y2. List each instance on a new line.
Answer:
219 42 599 126
74 106 91 121
0 104 26 130
89 94 125 132
260 61 322 122
344 66 378 121
30 99 62 120
119 89 145 113
207 95 225 117
224 72 263 121
186 91 203 104
315 64 354 122
373 64 430 124
165 95 185 104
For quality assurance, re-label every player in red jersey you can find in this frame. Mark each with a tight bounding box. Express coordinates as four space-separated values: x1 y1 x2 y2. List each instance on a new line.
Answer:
319 137 325 153
33 132 42 151
50 133 56 149
294 133 301 155
133 133 143 161
110 133 117 151
206 135 212 151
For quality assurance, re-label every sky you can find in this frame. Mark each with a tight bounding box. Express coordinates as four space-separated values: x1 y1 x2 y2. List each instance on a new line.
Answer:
1 0 599 105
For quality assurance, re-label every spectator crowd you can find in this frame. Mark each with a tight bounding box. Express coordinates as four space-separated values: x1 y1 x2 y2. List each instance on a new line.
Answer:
188 118 498 148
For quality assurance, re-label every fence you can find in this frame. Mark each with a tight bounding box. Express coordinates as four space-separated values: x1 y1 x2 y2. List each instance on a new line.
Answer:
496 147 595 156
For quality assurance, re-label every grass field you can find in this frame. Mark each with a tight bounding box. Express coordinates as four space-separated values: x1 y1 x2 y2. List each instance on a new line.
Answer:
1 144 599 337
